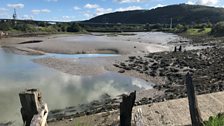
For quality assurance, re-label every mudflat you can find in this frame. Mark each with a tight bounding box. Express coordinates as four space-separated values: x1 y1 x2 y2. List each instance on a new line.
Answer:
0 32 193 125
0 32 184 76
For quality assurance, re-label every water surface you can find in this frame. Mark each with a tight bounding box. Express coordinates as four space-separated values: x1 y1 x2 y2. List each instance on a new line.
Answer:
0 47 152 124
40 53 119 59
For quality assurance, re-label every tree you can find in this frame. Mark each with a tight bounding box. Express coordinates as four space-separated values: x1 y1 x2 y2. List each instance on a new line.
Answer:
145 23 150 31
211 21 224 36
174 24 188 33
0 22 11 31
67 23 83 32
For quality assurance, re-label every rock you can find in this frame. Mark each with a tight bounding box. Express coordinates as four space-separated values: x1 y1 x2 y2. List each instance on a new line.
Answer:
170 68 179 72
100 93 111 100
120 63 126 67
123 67 131 70
118 70 125 73
150 63 159 70
160 59 170 68
150 71 156 77
159 71 165 76
129 56 136 60
113 64 120 68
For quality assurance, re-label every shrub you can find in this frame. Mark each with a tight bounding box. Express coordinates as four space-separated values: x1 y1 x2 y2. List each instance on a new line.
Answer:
211 21 224 36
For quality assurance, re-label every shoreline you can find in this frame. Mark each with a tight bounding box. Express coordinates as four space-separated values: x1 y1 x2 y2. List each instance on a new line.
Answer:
1 32 222 125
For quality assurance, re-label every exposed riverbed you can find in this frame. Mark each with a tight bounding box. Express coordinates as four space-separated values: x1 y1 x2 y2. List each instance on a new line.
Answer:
0 32 207 125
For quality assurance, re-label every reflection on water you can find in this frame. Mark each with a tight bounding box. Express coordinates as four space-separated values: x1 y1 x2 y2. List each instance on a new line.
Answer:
0 47 152 124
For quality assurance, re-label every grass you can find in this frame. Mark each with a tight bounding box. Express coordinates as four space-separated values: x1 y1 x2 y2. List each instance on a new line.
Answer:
204 113 224 126
186 28 212 36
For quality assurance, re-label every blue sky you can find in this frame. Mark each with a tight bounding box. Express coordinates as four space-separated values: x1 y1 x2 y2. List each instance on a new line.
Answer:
0 0 223 21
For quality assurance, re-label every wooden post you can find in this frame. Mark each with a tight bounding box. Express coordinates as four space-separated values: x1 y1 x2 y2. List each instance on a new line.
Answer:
179 45 182 52
185 73 203 126
174 46 177 52
120 91 136 126
19 89 43 126
0 31 2 39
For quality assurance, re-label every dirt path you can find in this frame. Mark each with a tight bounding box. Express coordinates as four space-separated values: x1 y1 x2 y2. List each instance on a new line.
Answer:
49 91 224 126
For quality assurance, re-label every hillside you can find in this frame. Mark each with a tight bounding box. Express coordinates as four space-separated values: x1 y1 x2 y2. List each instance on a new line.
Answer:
86 4 224 24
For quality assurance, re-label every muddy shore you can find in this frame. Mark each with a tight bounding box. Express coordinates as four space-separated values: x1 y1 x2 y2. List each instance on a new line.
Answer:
1 32 223 125
46 35 224 124
47 42 224 125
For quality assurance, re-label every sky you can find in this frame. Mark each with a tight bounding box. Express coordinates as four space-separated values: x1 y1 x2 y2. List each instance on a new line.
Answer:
0 0 224 22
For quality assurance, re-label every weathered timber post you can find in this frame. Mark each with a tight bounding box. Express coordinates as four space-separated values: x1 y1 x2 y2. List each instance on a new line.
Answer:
174 46 177 52
179 45 182 52
185 73 203 126
120 91 136 126
19 89 48 126
0 31 3 39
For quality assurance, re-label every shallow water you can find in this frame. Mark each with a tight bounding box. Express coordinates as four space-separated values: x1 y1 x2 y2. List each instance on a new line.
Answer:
0 47 152 124
40 53 119 59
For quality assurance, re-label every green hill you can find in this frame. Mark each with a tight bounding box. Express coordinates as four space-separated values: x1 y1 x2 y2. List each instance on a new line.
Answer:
86 4 224 24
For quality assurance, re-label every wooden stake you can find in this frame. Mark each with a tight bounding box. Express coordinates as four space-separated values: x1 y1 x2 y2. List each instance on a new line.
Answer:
19 89 43 126
185 73 203 126
120 91 136 126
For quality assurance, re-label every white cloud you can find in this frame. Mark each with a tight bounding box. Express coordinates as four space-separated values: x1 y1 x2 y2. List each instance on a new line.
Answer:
116 0 146 3
186 0 195 5
84 4 99 9
96 8 113 15
21 15 33 20
73 6 81 10
32 9 51 14
42 9 51 13
115 6 143 11
0 8 8 12
61 16 72 21
83 4 143 19
84 13 92 18
0 8 9 17
7 3 24 9
83 11 94 18
62 16 70 19
150 4 166 9
186 0 220 6
196 0 219 5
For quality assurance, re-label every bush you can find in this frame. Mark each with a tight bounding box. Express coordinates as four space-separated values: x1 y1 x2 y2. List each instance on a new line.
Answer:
0 22 12 31
67 23 83 32
211 21 224 36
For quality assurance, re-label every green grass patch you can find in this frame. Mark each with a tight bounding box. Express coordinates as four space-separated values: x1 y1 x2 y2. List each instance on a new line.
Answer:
204 113 224 126
186 28 211 36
